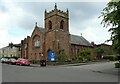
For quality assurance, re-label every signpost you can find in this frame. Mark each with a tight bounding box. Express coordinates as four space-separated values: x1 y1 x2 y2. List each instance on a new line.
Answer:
48 50 56 62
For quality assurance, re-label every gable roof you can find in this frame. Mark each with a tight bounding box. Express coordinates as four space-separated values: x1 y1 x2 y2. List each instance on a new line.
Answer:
31 26 45 37
38 27 45 33
36 27 91 46
70 34 92 46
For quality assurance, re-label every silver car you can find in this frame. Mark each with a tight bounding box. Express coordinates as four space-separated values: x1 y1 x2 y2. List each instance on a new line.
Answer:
1 58 9 63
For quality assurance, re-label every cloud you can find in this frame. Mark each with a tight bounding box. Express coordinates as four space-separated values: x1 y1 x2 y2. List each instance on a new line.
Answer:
0 1 111 48
0 0 34 48
70 15 111 44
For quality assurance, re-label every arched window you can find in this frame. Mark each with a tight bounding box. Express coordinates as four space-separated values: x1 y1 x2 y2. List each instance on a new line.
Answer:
49 20 52 30
34 39 40 47
33 35 40 48
60 20 64 29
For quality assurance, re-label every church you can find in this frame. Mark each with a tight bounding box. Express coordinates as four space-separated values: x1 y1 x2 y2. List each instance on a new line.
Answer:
21 4 98 62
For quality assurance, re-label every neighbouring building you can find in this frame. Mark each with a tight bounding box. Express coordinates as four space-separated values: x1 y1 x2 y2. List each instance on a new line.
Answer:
93 43 113 59
21 4 113 62
0 43 21 58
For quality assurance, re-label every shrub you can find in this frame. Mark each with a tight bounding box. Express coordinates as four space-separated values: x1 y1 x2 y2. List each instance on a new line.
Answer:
30 60 37 64
115 62 120 68
79 50 91 57
3 56 10 59
11 56 19 59
103 55 117 61
57 53 69 62
91 57 97 62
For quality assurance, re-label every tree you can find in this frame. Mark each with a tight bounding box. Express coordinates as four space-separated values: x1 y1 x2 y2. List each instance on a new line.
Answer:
94 48 106 59
99 1 120 54
57 49 69 62
79 50 91 57
79 50 91 61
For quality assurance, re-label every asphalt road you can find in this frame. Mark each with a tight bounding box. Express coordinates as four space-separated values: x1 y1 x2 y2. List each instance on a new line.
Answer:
1 61 119 82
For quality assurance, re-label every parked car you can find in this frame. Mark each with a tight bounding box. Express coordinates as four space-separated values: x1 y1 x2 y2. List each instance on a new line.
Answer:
16 58 23 65
8 58 16 65
16 58 30 66
0 58 9 63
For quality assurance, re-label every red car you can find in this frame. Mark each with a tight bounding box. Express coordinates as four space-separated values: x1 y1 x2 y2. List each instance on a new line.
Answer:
8 58 16 64
16 58 30 66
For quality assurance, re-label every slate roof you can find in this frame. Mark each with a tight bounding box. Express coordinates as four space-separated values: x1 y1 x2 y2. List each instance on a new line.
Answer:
38 27 45 33
70 34 92 46
37 27 91 46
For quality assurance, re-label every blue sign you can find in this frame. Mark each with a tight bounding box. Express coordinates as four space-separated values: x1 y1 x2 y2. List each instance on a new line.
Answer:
48 50 56 62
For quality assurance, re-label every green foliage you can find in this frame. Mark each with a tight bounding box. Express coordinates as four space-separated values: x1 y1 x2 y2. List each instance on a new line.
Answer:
94 48 107 59
79 50 91 57
3 56 10 59
91 57 98 62
100 1 120 53
115 62 120 68
30 60 37 64
1 56 19 59
94 48 106 54
46 57 50 62
103 55 117 61
78 50 92 62
11 56 19 59
57 52 69 62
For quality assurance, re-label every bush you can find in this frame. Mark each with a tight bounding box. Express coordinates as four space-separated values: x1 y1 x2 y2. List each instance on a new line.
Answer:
73 56 97 63
115 62 120 68
103 55 117 61
11 56 19 59
57 53 69 62
30 60 37 64
3 56 10 59
90 57 97 62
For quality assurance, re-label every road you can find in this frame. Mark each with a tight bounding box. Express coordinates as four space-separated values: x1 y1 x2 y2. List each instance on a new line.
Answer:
1 61 119 82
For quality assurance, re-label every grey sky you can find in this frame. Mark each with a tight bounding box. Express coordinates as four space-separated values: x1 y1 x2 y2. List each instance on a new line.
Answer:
0 1 112 48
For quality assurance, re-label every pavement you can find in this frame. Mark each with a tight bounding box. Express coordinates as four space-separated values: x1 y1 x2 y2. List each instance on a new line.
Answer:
30 61 120 76
30 61 112 67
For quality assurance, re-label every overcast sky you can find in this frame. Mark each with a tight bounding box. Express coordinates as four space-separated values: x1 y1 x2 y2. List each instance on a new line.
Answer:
0 0 112 48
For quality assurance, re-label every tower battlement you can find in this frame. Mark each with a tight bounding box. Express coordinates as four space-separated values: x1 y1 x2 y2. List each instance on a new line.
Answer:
45 4 69 19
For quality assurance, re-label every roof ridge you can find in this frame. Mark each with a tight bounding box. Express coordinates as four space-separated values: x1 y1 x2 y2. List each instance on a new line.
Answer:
71 34 82 37
70 34 92 46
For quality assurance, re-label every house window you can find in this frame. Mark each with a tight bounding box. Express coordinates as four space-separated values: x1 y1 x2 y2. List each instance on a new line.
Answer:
49 20 52 30
60 20 64 29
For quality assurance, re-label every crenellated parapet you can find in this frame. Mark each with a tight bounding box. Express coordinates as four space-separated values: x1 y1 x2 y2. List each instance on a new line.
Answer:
45 3 69 19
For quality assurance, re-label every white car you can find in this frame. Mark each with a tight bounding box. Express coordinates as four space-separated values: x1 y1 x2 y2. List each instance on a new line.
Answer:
1 58 9 63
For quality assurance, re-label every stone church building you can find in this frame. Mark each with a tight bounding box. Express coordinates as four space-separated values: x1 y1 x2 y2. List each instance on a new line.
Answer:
21 4 99 61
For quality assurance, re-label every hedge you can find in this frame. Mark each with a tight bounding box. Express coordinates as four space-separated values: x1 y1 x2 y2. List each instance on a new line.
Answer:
103 55 117 61
115 62 120 68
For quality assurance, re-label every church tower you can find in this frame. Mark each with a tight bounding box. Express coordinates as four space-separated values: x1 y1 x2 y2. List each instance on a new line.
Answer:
44 4 71 58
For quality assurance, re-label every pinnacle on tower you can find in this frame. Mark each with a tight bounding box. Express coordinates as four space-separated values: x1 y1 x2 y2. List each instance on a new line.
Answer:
67 8 69 13
81 33 82 36
45 9 47 13
35 22 37 27
54 3 57 9
67 8 69 15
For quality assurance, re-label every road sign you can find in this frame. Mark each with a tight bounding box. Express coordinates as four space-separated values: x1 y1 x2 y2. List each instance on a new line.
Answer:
48 50 56 62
